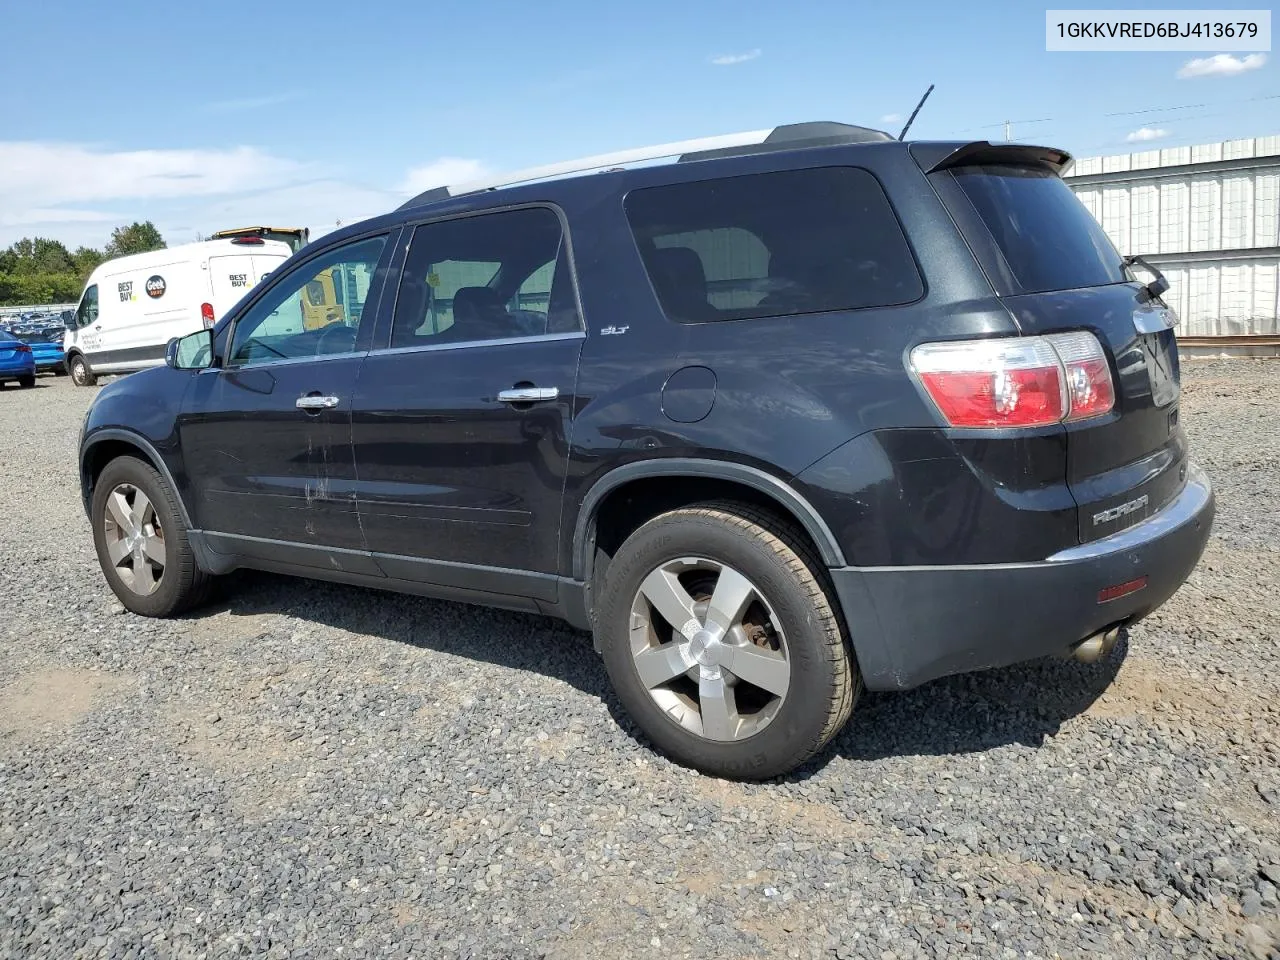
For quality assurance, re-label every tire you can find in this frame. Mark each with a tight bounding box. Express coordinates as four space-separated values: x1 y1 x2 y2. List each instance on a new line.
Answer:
91 456 215 617
69 354 96 387
54 364 68 376
18 375 35 388
596 501 859 780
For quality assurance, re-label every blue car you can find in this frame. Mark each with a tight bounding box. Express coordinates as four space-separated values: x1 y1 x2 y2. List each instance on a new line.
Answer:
0 331 36 387
19 331 66 374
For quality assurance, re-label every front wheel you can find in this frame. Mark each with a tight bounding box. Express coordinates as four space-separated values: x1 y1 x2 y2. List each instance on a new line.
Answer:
69 354 96 387
91 456 214 617
596 502 859 780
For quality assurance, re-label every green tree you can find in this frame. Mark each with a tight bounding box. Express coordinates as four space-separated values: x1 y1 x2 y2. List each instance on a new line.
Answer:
105 221 166 259
72 246 106 278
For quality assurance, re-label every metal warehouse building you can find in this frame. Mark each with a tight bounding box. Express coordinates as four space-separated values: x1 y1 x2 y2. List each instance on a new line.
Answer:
1065 135 1280 344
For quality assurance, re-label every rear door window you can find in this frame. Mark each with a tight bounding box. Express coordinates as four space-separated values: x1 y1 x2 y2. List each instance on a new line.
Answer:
624 167 923 323
388 207 579 347
949 165 1126 293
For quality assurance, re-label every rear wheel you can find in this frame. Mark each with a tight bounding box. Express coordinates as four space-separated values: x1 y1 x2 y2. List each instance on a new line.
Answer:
91 456 214 617
53 364 68 376
596 502 859 779
69 354 96 387
18 375 34 388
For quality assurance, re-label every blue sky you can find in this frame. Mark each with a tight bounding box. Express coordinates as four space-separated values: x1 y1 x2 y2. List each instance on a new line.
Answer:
1 0 1274 248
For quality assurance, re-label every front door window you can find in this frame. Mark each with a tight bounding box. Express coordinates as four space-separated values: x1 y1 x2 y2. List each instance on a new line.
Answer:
228 236 387 365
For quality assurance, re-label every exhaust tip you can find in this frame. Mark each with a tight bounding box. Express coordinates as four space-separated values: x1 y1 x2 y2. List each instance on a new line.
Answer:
1070 625 1124 664
1072 634 1106 664
1100 626 1121 657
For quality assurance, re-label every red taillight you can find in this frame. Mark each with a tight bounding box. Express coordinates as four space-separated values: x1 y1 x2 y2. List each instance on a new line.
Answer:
14 344 31 354
201 303 215 328
911 338 1065 428
911 332 1115 429
1047 332 1116 421
230 236 265 245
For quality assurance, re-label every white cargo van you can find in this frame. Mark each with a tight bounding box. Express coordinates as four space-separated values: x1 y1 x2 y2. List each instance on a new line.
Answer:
64 237 292 386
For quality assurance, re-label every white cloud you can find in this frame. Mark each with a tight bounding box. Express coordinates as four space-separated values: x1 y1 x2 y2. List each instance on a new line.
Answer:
205 92 300 112
1177 53 1267 79
880 113 903 125
0 207 116 229
0 141 307 209
161 180 403 247
398 158 491 196
709 49 762 66
1126 127 1170 142
0 139 492 248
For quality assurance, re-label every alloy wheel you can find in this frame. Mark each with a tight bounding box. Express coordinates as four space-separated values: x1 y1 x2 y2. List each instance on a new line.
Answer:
102 483 166 595
628 557 791 742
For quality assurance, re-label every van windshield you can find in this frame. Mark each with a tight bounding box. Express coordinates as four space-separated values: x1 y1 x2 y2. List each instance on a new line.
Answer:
951 165 1126 293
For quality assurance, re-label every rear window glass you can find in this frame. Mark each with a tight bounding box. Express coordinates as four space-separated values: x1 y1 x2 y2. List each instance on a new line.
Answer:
951 165 1126 293
624 167 923 323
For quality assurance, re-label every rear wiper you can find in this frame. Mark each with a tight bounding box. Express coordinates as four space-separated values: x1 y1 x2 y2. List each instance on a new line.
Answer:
1123 254 1169 304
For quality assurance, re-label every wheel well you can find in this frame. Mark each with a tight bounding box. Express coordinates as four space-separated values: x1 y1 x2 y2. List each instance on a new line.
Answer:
82 439 156 507
586 476 828 588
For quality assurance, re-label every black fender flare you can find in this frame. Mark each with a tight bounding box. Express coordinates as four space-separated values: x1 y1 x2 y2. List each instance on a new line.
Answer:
570 458 847 581
80 428 193 529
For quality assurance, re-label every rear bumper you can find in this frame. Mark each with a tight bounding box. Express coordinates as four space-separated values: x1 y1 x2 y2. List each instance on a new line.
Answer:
832 462 1214 691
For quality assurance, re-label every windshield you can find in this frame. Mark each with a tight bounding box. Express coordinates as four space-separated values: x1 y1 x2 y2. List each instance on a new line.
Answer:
951 165 1126 294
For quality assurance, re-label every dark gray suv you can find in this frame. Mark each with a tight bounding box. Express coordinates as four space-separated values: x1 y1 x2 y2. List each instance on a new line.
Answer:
77 121 1213 778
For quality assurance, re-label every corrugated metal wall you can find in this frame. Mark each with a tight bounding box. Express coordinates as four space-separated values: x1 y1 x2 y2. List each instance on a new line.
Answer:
1066 136 1280 336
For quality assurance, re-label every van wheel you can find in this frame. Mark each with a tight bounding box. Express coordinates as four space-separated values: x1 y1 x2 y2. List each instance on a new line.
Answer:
91 456 215 617
595 501 859 780
69 354 96 387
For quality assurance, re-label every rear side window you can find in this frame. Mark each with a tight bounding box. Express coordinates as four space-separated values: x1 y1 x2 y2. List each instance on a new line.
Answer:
950 165 1126 293
624 167 923 323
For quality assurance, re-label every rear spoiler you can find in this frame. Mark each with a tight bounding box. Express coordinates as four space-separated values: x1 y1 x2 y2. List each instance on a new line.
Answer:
910 141 1074 177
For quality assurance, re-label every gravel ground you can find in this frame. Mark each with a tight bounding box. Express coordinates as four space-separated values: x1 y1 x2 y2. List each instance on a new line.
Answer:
1 362 1278 960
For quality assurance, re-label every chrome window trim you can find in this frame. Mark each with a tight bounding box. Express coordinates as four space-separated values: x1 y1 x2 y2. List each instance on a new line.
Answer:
368 330 584 358
199 349 367 373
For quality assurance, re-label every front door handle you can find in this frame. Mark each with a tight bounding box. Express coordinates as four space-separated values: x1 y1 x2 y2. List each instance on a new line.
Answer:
497 386 559 404
296 395 340 410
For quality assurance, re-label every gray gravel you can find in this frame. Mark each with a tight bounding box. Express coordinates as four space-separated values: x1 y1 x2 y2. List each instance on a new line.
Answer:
2 362 1279 960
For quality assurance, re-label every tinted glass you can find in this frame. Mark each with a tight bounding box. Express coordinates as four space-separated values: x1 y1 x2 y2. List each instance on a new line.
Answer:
390 208 578 348
624 167 923 323
951 165 1126 293
229 236 386 366
75 285 99 328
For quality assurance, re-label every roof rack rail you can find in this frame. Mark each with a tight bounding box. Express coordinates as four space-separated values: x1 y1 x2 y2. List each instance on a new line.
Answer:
398 121 893 209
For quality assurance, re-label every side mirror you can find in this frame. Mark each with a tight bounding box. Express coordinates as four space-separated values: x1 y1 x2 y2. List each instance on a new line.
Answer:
166 329 214 370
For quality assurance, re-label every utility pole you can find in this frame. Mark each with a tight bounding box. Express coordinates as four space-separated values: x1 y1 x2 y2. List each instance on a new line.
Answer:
1003 120 1012 141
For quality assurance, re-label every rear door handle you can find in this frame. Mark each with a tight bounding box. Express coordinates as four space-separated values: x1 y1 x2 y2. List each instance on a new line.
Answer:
497 387 559 404
296 395 340 410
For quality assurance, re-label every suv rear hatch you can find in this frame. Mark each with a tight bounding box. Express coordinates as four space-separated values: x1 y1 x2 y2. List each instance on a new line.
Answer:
922 144 1185 546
